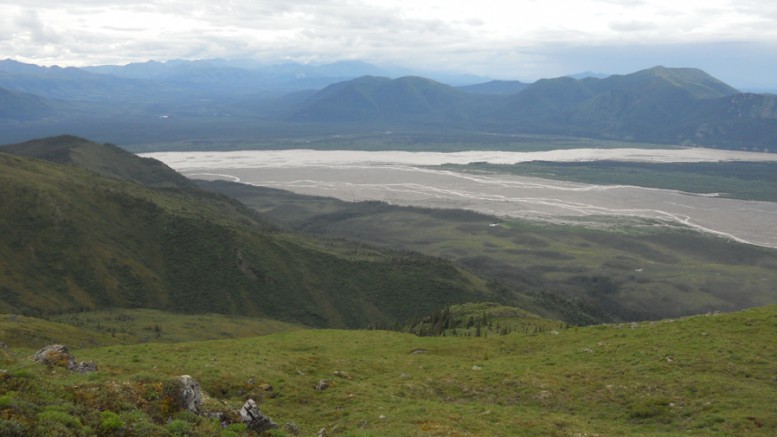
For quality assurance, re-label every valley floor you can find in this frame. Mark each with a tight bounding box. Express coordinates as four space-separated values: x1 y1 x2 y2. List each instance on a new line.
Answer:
146 148 777 249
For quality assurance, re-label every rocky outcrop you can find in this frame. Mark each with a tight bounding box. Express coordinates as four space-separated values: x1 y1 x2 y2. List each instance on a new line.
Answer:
178 375 203 414
239 398 277 433
32 344 96 373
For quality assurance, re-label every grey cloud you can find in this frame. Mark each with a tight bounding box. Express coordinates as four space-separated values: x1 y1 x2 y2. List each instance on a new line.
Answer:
15 9 60 44
731 0 777 18
2 0 776 90
592 0 645 5
608 21 657 32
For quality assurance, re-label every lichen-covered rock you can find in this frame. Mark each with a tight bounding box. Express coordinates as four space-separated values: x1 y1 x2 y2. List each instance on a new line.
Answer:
178 375 203 414
239 398 277 433
70 360 97 373
32 344 96 373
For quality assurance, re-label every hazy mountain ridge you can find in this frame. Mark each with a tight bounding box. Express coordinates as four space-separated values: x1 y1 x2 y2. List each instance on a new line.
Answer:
287 75 484 124
281 65 776 149
457 79 530 95
0 86 53 119
0 60 775 150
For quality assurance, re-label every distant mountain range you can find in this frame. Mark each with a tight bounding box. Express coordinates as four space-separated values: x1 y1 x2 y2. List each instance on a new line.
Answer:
0 59 775 151
283 66 776 150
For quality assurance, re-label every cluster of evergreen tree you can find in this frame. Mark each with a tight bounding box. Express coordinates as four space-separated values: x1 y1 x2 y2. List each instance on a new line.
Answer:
400 306 509 337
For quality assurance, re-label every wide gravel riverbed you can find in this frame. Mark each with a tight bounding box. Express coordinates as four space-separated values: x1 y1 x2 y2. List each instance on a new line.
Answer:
144 148 777 249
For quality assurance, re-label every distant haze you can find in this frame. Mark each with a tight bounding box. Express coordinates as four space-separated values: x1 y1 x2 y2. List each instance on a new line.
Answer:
2 1 777 90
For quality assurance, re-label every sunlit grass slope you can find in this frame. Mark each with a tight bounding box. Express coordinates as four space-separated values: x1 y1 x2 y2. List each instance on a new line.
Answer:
1 304 775 435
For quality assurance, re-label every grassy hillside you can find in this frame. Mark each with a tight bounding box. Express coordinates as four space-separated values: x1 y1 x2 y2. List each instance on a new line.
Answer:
2 135 195 189
201 180 777 323
0 147 506 328
0 310 300 349
1 304 775 435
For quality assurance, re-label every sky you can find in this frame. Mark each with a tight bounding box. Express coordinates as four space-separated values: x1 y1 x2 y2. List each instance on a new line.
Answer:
2 0 777 89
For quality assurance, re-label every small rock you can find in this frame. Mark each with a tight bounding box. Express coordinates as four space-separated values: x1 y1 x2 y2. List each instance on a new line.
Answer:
206 411 228 423
259 383 273 391
239 398 277 433
71 361 97 373
472 365 482 371
315 379 330 391
283 422 300 436
409 349 427 354
379 414 386 420
178 375 202 414
317 427 327 437
333 370 351 379
32 344 96 373
535 390 552 400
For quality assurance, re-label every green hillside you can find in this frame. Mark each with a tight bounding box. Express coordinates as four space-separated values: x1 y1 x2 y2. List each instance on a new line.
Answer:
2 135 194 189
1 304 775 435
0 142 507 328
201 180 777 323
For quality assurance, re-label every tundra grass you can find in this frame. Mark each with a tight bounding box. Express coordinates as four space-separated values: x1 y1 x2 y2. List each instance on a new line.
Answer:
0 310 301 349
2 305 776 435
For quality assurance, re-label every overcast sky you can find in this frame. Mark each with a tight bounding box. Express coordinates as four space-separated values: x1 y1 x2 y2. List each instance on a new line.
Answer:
2 0 777 89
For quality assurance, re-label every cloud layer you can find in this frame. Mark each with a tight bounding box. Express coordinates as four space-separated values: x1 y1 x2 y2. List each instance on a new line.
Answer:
2 0 776 87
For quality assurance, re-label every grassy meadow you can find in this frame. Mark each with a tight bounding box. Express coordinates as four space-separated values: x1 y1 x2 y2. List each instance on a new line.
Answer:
1 304 776 435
